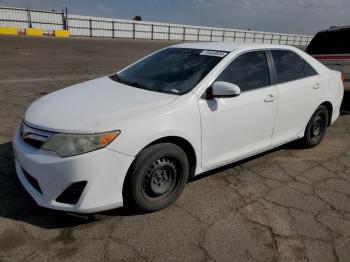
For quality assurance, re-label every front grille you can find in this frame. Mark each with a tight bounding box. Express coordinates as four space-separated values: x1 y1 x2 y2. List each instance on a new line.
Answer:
22 168 42 194
20 123 54 149
56 181 87 205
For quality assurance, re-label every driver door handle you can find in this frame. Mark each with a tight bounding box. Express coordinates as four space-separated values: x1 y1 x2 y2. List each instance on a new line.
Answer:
264 94 276 103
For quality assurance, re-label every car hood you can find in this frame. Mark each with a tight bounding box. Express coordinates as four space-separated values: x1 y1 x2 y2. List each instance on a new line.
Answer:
24 76 178 133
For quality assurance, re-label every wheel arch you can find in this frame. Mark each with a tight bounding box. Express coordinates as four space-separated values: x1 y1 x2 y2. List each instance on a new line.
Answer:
122 136 198 203
320 101 333 126
145 136 197 178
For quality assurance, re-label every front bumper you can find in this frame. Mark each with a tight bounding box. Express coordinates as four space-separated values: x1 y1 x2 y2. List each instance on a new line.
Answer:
13 128 134 213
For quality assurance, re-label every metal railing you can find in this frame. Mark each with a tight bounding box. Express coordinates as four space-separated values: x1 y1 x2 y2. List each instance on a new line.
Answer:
0 6 313 45
0 6 64 31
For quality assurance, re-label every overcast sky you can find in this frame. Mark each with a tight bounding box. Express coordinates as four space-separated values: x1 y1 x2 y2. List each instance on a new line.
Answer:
0 0 349 35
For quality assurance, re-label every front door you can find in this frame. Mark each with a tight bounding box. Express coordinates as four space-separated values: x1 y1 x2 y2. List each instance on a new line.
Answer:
199 50 278 169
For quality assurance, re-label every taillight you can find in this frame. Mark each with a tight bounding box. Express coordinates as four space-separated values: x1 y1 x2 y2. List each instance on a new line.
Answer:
341 73 345 82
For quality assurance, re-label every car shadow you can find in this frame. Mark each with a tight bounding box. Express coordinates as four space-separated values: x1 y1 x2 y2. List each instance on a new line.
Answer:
188 140 300 183
1 139 289 229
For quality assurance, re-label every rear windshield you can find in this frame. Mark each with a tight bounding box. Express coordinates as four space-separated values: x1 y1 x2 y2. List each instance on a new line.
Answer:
306 30 350 55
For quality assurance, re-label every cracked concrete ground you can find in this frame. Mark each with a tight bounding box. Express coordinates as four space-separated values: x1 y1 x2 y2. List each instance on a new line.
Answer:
0 35 350 262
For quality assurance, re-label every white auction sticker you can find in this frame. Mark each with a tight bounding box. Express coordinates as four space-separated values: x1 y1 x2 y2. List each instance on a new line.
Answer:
199 50 228 57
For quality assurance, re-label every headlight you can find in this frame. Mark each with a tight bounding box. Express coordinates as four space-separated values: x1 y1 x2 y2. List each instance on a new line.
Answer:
41 131 120 157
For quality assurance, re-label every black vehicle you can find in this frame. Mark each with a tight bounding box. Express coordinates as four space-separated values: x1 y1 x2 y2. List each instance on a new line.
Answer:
306 26 350 91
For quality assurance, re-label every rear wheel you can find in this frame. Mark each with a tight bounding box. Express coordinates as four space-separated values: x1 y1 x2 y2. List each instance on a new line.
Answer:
125 143 189 212
302 105 329 148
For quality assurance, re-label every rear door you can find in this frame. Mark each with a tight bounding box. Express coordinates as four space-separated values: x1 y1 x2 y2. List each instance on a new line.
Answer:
270 50 320 144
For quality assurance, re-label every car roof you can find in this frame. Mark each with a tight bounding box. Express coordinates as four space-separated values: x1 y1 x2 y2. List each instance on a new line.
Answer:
172 42 294 52
319 26 350 33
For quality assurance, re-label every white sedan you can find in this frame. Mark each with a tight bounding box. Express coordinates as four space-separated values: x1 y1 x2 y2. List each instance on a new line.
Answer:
13 42 344 213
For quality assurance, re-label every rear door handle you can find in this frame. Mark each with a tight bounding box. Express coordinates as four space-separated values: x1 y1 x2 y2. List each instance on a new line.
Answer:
264 94 276 103
313 83 321 89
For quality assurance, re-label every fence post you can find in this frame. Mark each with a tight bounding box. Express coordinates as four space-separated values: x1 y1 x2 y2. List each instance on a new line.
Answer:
89 19 92 37
243 32 247 42
66 16 69 31
151 24 154 40
183 27 185 41
262 33 265 43
168 25 171 41
210 29 213 42
271 34 273 44
279 34 282 44
112 21 115 38
222 30 225 41
61 7 68 30
197 28 200 41
65 7 68 30
61 11 66 30
27 9 32 28
233 31 236 42
132 22 136 39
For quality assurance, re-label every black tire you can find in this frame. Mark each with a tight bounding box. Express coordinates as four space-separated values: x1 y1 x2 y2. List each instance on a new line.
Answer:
302 105 329 148
125 143 189 212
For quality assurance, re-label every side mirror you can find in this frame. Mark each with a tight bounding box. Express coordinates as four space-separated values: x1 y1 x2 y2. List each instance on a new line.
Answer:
207 81 241 99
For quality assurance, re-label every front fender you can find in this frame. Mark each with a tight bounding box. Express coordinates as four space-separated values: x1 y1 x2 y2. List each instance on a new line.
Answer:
107 95 202 172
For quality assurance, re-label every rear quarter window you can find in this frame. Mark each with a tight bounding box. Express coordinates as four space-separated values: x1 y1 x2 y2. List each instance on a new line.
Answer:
302 59 318 77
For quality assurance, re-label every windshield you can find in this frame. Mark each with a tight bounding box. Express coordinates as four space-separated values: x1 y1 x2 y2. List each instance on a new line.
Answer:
110 48 227 95
306 30 350 55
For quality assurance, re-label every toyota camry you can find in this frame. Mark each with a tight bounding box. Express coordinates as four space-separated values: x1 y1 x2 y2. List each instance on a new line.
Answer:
13 42 344 213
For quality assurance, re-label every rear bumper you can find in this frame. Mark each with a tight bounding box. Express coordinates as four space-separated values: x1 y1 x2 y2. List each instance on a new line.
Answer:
331 88 343 125
13 128 134 213
331 103 341 125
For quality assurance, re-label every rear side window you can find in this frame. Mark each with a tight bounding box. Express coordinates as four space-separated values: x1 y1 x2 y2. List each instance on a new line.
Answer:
306 30 350 55
302 59 317 77
271 50 304 84
215 51 270 92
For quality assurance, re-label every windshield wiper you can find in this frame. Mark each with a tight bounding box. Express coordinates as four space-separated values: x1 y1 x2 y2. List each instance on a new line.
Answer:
129 81 149 90
110 74 149 90
109 74 130 85
110 74 178 95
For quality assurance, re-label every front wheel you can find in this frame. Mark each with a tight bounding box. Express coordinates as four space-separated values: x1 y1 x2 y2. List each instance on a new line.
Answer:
125 143 189 212
301 105 329 148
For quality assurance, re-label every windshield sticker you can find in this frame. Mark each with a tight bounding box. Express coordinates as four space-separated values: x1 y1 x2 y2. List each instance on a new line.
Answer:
199 50 228 57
